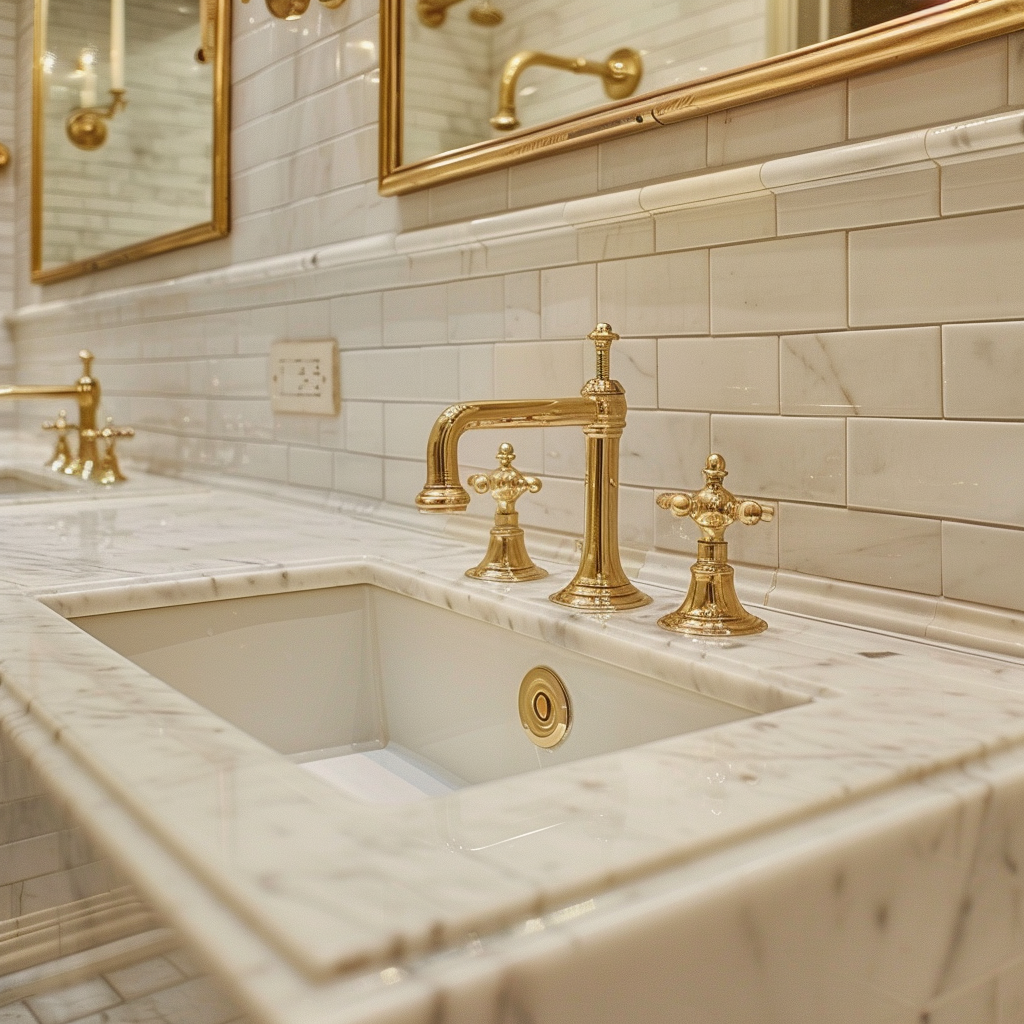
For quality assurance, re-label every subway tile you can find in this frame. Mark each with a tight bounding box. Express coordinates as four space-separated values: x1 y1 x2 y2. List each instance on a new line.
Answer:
516 474 585 536
330 292 382 350
923 977 998 1024
598 251 710 337
849 210 1024 327
384 457 428 508
333 451 383 499
428 169 508 225
484 227 578 275
848 419 1024 526
658 336 779 414
382 285 447 347
458 345 494 401
541 265 597 340
384 403 445 460
849 38 1008 139
343 401 384 455
504 271 541 341
494 341 584 400
779 504 941 595
944 321 1024 420
105 956 185 1001
577 217 655 264
943 522 1024 613
461 429 544 479
448 277 504 343
26 978 120 1024
775 164 939 235
1011 31 1024 107
288 447 333 489
509 149 598 209
940 150 1024 216
655 192 776 252
619 410 710 489
542 426 585 480
707 82 847 167
781 328 942 417
711 415 846 503
603 337 658 409
711 233 847 335
598 118 707 192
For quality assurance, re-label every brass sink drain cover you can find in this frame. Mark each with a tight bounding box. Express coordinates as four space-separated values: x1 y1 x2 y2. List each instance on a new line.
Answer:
518 666 571 748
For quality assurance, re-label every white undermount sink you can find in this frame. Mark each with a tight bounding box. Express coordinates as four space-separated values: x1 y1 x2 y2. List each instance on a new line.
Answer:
0 467 76 496
71 585 758 804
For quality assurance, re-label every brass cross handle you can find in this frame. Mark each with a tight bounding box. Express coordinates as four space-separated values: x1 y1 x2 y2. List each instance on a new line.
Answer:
656 453 773 543
655 453 773 637
42 410 78 473
465 443 547 582
468 442 542 516
84 417 135 485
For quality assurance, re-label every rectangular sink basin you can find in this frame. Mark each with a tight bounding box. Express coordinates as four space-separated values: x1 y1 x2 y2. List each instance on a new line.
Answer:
0 468 75 496
71 586 757 803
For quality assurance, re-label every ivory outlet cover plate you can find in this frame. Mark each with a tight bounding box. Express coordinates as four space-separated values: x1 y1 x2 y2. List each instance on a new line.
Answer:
269 339 340 415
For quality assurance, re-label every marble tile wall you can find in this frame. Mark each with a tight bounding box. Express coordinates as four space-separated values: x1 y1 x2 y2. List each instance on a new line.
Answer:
7 11 1024 623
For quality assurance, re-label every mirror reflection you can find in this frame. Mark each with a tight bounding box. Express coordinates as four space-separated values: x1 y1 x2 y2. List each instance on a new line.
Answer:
402 0 949 166
33 0 227 283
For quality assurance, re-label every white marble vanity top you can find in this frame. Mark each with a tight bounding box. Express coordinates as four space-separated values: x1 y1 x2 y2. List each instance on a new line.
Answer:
2 438 1024 1024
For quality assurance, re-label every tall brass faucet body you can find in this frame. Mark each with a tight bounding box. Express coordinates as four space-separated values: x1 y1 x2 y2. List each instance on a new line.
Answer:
416 324 651 612
0 350 101 478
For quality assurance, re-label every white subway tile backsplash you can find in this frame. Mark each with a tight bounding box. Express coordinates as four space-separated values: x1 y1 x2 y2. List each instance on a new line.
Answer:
775 164 939 235
940 150 1024 216
781 328 942 417
343 401 384 455
330 292 383 350
458 345 494 401
711 415 846 503
849 210 1024 327
288 446 333 489
508 149 599 209
382 285 448 346
779 503 942 595
944 322 1024 420
658 336 779 414
504 271 541 341
494 341 584 399
384 403 446 459
598 251 710 337
541 265 597 340
620 410 710 489
605 337 658 409
598 118 707 192
943 522 1024 613
655 192 776 252
849 38 1009 139
334 451 383 499
577 216 655 264
848 419 1024 526
707 83 847 167
711 233 847 335
448 276 504 342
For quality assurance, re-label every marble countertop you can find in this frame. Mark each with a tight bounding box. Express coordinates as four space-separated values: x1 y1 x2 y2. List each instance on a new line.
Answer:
2 439 1024 1024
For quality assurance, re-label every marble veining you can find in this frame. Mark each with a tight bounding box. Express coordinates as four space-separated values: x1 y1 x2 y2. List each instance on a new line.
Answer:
2 443 1024 1022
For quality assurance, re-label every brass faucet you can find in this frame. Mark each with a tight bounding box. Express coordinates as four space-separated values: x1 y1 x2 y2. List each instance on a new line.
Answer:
490 48 643 131
417 0 503 27
416 324 651 611
0 350 131 482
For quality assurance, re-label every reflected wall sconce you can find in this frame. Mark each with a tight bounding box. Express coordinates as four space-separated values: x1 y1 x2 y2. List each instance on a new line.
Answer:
64 0 127 152
241 0 346 20
417 0 503 27
66 87 127 151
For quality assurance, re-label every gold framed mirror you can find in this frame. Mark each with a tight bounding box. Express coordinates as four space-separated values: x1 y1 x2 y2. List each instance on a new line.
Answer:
380 0 1023 196
32 0 231 284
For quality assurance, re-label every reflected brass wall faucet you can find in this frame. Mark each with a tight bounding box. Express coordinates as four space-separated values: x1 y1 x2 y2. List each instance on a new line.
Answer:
490 48 643 131
416 324 651 612
417 0 503 27
0 351 133 483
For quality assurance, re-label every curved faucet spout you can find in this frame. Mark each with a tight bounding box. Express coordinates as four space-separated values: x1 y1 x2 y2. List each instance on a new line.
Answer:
416 397 594 512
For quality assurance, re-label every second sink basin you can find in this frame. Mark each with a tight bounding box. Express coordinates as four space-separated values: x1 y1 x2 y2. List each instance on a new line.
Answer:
70 585 762 802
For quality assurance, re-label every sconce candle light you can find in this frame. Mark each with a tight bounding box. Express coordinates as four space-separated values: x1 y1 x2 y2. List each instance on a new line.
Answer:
64 0 127 151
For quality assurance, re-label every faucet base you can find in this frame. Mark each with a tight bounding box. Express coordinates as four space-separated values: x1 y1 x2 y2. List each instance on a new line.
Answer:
657 556 767 637
550 577 652 612
466 525 548 583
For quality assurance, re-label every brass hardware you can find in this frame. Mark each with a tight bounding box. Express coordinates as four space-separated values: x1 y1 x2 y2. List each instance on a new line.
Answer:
241 0 345 20
465 443 547 583
490 48 643 131
0 143 9 169
65 89 127 151
32 0 231 284
42 410 77 472
416 323 651 612
93 417 135 485
2 353 132 484
518 667 571 749
380 0 1020 196
416 0 503 27
656 454 774 637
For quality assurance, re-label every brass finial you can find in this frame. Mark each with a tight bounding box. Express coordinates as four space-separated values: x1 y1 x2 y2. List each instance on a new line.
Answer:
588 323 617 381
78 350 94 378
656 454 774 636
465 443 547 582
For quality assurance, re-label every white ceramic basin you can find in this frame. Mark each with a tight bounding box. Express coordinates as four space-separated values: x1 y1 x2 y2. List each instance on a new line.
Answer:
0 467 75 496
71 585 757 802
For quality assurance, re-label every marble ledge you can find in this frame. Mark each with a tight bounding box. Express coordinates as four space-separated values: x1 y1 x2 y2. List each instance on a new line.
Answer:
1 455 1024 1024
10 108 1024 331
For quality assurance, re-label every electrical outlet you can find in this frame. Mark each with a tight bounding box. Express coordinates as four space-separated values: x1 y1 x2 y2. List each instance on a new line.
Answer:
269 339 339 415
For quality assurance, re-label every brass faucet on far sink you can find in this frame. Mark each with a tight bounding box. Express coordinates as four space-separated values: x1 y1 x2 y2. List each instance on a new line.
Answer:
416 323 651 612
0 350 133 483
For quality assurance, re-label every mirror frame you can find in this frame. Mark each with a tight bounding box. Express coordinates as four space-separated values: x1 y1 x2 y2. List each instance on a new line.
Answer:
380 0 1023 196
31 0 232 284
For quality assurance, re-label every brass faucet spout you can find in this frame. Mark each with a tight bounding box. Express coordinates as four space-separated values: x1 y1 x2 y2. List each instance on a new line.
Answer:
417 397 593 512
